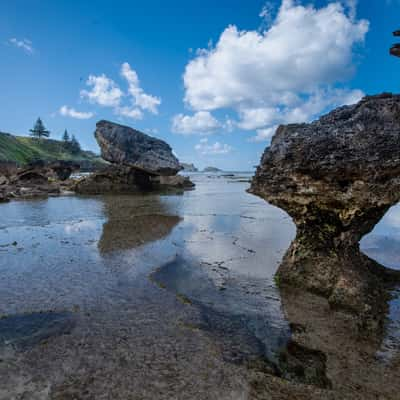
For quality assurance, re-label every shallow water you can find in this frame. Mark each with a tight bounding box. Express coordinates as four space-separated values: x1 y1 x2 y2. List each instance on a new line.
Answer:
0 173 399 399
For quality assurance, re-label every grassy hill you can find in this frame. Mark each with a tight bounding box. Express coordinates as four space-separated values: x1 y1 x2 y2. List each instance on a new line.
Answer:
0 131 105 169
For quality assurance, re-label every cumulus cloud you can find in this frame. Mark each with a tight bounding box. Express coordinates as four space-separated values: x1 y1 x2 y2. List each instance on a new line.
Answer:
344 0 358 20
172 111 221 135
80 74 123 107
59 105 94 119
79 64 161 120
195 138 232 155
251 126 279 142
246 87 364 139
8 38 34 54
181 0 368 141
121 62 161 114
116 106 143 120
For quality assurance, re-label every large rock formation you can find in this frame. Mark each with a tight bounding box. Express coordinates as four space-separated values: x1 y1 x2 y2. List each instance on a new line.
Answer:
95 120 180 176
250 93 400 325
76 120 192 194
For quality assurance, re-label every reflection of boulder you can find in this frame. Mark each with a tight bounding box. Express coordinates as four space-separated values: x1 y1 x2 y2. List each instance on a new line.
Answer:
250 94 400 326
99 214 181 253
98 196 181 253
277 287 400 398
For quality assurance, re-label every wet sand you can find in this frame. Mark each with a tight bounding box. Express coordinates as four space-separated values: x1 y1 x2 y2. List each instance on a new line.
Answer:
0 173 399 399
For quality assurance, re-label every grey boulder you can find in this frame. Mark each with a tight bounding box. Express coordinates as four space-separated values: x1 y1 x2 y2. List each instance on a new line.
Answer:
95 120 181 176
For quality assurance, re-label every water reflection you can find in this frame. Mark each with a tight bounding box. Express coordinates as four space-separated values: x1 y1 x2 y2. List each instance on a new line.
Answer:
361 203 400 269
0 311 75 350
152 256 290 365
278 287 400 397
98 195 181 253
0 175 399 398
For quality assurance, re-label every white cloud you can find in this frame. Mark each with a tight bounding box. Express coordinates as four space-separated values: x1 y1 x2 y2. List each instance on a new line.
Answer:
172 111 221 135
59 105 94 119
121 62 161 114
238 107 278 130
195 138 232 155
8 38 34 54
181 0 368 141
80 74 123 107
344 0 357 20
259 2 276 29
79 64 161 120
251 126 279 142
115 106 143 120
246 88 363 140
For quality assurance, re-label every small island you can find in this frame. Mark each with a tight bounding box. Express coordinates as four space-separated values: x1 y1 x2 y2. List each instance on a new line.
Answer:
179 163 198 172
203 166 221 173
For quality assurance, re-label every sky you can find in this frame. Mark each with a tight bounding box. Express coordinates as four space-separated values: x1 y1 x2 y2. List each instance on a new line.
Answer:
0 0 399 171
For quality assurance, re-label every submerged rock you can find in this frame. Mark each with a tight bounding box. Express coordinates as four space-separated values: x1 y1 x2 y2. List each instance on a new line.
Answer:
250 93 400 325
95 120 181 176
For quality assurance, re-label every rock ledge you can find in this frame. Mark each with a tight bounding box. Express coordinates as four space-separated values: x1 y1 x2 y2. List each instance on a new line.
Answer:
250 93 400 327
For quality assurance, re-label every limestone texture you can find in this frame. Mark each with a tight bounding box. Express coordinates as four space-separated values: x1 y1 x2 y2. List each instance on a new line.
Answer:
250 93 400 325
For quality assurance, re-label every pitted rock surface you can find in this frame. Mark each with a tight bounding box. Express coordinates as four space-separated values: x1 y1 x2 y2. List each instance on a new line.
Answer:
250 93 400 325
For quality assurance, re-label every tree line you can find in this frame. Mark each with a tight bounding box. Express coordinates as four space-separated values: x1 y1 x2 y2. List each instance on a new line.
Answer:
30 117 81 154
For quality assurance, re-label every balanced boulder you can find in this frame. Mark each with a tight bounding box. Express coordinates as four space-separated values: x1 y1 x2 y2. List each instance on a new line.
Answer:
95 120 181 176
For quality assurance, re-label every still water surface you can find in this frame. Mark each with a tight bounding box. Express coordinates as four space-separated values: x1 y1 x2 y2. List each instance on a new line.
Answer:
0 173 399 399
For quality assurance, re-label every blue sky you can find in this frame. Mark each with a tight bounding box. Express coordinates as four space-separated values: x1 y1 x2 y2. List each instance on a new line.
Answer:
0 0 398 170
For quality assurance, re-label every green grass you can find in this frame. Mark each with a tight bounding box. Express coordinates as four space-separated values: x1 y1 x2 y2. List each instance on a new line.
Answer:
0 131 105 168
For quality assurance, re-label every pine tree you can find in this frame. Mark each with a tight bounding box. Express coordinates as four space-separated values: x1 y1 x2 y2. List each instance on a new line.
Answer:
62 129 70 143
29 117 50 138
70 135 81 154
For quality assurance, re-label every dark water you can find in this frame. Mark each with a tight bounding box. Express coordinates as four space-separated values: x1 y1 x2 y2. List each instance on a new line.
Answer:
0 173 399 399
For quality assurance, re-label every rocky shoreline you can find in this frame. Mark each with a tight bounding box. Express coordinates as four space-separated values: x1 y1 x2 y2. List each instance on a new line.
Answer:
0 160 79 202
250 93 400 330
0 121 195 201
